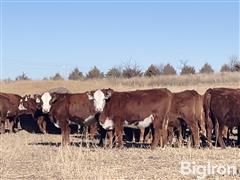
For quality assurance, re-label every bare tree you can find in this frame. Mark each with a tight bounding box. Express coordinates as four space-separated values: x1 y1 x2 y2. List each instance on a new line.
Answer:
180 60 195 75
106 66 122 78
50 73 64 80
15 72 30 81
122 61 142 78
199 63 214 74
162 63 177 75
229 55 240 72
144 64 161 77
68 67 84 80
86 66 104 79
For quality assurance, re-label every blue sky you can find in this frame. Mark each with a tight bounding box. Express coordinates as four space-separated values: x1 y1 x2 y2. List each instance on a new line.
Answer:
1 0 239 79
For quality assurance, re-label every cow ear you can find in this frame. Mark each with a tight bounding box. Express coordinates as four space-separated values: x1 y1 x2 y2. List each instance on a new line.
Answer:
33 94 38 99
50 94 58 104
87 92 94 100
105 90 112 100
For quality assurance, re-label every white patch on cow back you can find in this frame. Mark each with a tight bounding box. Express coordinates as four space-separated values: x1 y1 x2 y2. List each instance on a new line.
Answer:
137 114 154 128
93 89 106 112
69 120 77 125
41 92 52 113
18 103 27 111
83 115 96 126
100 117 114 130
54 122 60 128
123 115 153 129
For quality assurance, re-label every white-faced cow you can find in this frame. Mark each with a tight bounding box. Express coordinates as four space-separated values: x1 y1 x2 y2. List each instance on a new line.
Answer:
98 88 173 149
37 89 112 145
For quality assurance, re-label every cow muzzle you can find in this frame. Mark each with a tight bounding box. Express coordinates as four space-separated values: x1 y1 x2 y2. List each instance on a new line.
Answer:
42 108 50 113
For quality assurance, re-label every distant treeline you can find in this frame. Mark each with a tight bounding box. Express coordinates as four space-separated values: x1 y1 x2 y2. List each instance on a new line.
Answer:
11 55 240 81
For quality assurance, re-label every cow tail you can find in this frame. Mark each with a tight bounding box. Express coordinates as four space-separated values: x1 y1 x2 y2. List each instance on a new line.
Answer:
203 89 212 125
163 112 169 131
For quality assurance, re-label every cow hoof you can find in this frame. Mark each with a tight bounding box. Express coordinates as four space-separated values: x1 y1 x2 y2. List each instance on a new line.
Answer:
150 145 156 150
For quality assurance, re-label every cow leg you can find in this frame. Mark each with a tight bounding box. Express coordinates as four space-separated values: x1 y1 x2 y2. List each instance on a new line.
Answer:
214 120 219 147
237 126 240 146
0 116 6 134
84 126 88 139
6 117 14 133
217 124 226 149
61 122 70 146
178 126 183 147
12 117 19 133
140 127 145 144
206 117 213 147
106 130 113 148
162 129 168 148
37 117 46 134
115 120 123 148
5 118 11 133
151 123 161 149
161 114 170 148
167 127 174 146
152 114 169 149
223 126 229 146
42 120 47 134
189 123 200 148
89 123 98 141
151 128 159 149
146 126 153 144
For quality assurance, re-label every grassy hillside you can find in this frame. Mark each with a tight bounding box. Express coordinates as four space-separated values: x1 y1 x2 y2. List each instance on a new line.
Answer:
0 72 240 179
1 72 239 95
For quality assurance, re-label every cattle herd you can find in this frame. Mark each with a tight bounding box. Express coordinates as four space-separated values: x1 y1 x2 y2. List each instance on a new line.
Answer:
0 87 240 149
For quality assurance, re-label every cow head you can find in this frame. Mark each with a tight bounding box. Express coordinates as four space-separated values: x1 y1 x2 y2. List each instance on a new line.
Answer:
39 92 63 113
87 88 113 112
18 95 38 114
40 92 52 113
18 95 29 111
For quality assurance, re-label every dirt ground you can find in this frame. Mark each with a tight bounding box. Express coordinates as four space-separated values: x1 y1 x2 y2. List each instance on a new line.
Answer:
0 131 239 180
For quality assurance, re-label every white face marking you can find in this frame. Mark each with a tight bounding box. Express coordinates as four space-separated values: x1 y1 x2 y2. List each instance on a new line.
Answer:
41 92 52 113
18 103 27 111
24 97 28 101
92 89 106 112
36 97 40 103
137 114 154 128
100 117 114 130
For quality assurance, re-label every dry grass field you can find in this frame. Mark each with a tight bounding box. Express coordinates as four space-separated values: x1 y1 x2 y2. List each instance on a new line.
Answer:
1 72 240 179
